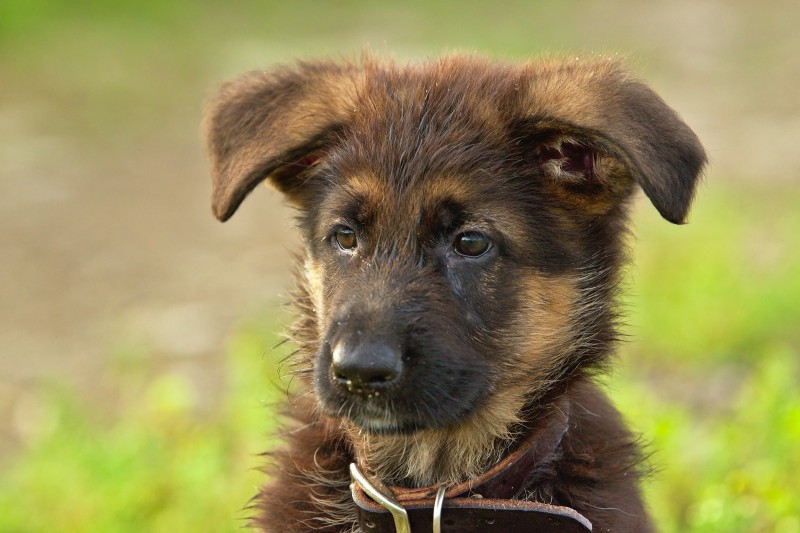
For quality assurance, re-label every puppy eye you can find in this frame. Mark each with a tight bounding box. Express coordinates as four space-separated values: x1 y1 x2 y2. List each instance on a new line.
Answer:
334 228 357 251
454 232 491 257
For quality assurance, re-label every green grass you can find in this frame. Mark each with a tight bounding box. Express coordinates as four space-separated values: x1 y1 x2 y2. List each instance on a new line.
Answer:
627 186 800 366
611 183 800 532
611 346 800 533
0 318 288 532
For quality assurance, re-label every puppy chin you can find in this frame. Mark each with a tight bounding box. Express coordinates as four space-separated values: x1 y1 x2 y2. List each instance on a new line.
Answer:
329 397 484 438
350 415 420 435
315 374 486 435
318 397 423 435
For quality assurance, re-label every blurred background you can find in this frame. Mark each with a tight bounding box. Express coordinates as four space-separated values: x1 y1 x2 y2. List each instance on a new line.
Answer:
1 1 798 531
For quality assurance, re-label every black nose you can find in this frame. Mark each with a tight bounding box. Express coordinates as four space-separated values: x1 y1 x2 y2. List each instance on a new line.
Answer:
331 339 403 394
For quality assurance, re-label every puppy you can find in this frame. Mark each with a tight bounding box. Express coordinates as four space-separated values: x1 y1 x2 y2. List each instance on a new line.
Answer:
204 55 705 532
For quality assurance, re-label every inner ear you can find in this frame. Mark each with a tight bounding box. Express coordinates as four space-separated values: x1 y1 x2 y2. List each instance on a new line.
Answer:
535 139 597 183
522 128 635 213
269 148 328 201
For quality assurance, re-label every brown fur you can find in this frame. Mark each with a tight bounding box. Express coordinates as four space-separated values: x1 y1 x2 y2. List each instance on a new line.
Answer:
204 54 706 532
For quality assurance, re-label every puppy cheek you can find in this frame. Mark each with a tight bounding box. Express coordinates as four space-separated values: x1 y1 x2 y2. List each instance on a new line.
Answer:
507 274 578 383
311 344 339 412
302 258 337 406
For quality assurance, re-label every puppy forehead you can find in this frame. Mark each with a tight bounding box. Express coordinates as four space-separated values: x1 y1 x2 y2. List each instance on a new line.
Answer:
330 66 516 173
322 172 531 237
353 61 514 128
340 172 485 208
313 65 538 237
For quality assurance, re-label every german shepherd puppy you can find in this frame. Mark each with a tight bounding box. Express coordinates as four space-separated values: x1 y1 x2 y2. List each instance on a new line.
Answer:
204 55 705 532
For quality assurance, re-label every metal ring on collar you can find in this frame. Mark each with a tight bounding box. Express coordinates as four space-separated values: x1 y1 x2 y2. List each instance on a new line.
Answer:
433 485 447 533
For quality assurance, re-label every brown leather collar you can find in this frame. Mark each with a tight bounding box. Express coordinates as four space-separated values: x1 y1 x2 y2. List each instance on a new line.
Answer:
350 397 592 532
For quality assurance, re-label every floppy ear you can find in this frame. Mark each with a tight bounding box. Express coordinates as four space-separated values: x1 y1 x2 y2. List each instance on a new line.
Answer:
203 61 359 221
520 60 707 224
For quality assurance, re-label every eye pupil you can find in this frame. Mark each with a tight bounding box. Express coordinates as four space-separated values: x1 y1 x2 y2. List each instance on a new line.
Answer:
335 228 357 250
455 232 490 257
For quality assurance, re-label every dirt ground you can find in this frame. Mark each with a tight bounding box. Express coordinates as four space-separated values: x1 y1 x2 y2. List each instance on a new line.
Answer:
1 0 799 455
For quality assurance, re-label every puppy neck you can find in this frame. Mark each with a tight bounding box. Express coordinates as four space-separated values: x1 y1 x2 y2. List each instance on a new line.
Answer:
345 391 567 488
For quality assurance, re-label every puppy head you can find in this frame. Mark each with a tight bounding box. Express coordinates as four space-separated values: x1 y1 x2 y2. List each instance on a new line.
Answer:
204 56 705 437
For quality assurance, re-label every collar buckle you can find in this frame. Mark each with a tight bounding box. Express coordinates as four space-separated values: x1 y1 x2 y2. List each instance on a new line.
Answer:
350 463 411 533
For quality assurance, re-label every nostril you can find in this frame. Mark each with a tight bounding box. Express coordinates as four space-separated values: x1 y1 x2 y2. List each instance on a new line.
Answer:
333 370 397 395
333 360 399 386
362 367 397 385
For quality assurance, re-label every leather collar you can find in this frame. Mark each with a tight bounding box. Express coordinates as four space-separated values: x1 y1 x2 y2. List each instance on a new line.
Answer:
350 397 592 532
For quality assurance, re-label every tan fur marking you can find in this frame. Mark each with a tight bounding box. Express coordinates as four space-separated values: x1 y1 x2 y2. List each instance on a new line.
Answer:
510 275 580 386
347 391 521 486
303 258 325 325
341 173 389 206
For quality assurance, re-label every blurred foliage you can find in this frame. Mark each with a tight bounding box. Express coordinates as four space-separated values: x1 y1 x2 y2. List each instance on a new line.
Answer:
612 184 800 532
0 317 288 532
612 346 800 533
628 187 800 366
1 0 798 532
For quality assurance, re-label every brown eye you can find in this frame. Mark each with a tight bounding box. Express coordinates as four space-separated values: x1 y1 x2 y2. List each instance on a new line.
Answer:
454 232 490 257
334 228 357 250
